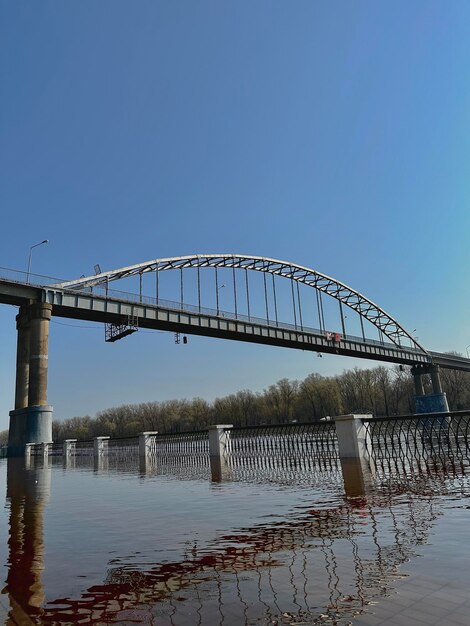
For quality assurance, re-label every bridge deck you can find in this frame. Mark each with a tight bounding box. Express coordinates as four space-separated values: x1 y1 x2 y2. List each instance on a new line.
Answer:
1 276 469 370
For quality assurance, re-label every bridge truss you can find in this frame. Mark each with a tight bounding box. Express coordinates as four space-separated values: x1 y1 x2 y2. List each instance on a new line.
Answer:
55 253 427 354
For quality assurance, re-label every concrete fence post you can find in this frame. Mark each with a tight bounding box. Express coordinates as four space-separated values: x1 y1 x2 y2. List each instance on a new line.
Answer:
63 438 77 469
41 442 51 458
93 436 110 472
208 425 233 458
25 443 33 460
334 414 374 497
335 414 372 460
63 439 77 457
93 436 110 459
208 425 233 482
139 431 158 474
139 432 158 457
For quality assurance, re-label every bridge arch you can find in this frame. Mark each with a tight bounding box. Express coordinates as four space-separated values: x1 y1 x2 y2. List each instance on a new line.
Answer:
54 254 426 354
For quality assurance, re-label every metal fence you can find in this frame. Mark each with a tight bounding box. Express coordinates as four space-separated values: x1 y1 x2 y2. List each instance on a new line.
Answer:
107 436 139 460
16 411 470 480
49 442 63 457
229 421 338 463
148 430 209 462
74 440 94 456
363 411 470 470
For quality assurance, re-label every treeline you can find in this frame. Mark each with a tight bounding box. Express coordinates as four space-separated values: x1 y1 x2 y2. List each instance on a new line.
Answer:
47 363 470 442
1 363 468 446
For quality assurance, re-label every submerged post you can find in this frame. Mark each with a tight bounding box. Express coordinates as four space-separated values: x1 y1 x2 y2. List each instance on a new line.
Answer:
93 436 110 472
139 431 158 474
93 436 110 459
63 439 77 457
334 414 374 497
63 439 77 469
208 425 233 481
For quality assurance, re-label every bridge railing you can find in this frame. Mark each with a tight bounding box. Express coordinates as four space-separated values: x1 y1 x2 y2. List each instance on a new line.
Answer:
77 284 413 351
0 266 64 287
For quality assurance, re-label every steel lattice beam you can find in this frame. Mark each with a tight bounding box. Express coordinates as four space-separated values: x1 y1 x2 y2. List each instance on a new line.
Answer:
53 254 427 354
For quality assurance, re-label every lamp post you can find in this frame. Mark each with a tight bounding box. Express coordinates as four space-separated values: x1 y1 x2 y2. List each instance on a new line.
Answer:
27 240 49 282
216 284 225 315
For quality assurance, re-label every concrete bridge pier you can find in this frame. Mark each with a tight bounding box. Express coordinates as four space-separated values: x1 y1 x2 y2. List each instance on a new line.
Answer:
8 303 53 457
411 364 449 414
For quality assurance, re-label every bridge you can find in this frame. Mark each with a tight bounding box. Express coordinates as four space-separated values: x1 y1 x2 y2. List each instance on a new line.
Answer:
1 253 469 455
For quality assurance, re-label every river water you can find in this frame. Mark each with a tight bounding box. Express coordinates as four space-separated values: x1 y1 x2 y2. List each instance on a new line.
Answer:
0 455 469 625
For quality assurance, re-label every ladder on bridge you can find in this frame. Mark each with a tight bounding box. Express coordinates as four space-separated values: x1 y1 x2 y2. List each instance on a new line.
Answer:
105 315 138 343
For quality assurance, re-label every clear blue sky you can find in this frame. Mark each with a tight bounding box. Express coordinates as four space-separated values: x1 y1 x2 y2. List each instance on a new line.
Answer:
1 1 469 429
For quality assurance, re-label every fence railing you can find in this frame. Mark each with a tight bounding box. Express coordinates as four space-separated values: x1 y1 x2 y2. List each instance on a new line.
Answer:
21 421 339 470
149 430 209 459
16 410 470 485
363 411 470 468
229 421 338 462
74 440 94 456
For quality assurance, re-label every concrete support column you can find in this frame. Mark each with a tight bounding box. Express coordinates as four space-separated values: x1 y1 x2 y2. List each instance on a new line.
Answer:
412 364 449 414
8 302 54 457
208 425 233 482
430 365 443 394
14 307 30 410
334 414 374 497
8 406 53 457
41 442 51 458
412 368 425 396
28 303 52 407
139 432 158 474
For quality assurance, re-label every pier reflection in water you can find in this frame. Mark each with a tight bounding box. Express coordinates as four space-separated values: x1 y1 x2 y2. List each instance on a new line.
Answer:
2 451 470 624
4 457 50 623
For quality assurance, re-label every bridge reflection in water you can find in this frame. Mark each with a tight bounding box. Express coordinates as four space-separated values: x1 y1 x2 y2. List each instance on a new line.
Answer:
3 441 470 626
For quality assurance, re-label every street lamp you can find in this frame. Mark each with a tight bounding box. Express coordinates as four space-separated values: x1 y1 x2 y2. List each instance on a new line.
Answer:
27 240 49 282
216 283 225 315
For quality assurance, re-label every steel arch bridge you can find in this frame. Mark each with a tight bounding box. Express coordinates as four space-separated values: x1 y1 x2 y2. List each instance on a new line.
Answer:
4 253 470 456
53 252 431 362
1 252 469 370
56 253 424 351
